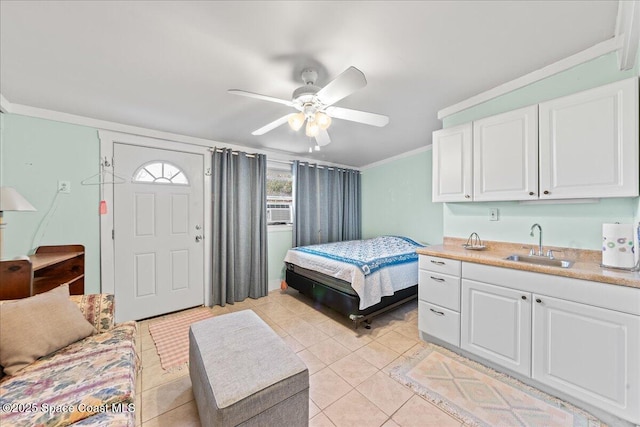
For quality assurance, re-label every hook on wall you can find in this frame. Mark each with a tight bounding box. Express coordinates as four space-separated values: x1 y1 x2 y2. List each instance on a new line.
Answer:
81 157 126 185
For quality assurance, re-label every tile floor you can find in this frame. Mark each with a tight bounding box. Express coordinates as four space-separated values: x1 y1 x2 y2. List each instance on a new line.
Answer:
135 289 464 427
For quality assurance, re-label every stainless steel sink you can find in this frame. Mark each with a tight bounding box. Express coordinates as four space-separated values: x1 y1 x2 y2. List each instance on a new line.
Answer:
505 254 574 268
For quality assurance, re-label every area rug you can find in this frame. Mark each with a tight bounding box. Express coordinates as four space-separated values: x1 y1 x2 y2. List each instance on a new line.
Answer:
148 307 214 371
390 343 604 427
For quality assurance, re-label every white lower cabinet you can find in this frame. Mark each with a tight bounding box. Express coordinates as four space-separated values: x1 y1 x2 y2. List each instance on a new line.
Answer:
418 259 640 425
418 255 462 346
418 300 460 347
532 294 640 424
461 279 531 377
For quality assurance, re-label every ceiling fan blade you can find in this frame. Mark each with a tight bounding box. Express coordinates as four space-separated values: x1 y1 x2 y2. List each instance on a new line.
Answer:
252 114 294 136
325 106 389 127
316 66 367 107
315 128 331 146
228 89 294 107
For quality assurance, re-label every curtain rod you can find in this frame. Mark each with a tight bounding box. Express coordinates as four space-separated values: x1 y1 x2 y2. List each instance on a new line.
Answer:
209 147 257 158
208 147 359 172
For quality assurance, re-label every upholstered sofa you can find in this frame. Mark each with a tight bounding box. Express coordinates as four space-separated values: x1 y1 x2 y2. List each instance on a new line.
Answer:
0 286 139 426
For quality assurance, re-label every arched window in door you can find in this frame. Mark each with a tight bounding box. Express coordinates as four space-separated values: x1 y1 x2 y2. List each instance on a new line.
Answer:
133 161 189 185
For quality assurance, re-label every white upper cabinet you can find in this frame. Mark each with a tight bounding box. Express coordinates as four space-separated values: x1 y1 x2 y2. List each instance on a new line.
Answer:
432 123 472 202
539 78 639 199
473 105 538 201
432 77 639 203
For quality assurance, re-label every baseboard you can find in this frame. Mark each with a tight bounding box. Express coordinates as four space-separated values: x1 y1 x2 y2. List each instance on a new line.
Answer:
268 278 282 292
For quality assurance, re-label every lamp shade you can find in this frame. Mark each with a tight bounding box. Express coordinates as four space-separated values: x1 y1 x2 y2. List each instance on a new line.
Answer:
0 187 36 211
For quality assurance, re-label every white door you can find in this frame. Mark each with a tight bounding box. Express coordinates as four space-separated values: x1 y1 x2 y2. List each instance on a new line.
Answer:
473 105 538 201
532 295 640 424
113 143 205 322
461 279 531 376
539 77 639 199
432 123 473 202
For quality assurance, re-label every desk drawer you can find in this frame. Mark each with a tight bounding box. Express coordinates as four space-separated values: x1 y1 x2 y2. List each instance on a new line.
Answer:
419 255 461 277
419 301 460 347
419 270 460 311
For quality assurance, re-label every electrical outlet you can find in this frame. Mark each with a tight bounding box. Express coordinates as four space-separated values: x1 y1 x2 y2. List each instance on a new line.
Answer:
489 208 499 221
58 180 71 194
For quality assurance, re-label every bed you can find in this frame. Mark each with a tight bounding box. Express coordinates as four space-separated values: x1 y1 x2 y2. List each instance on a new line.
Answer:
284 236 424 328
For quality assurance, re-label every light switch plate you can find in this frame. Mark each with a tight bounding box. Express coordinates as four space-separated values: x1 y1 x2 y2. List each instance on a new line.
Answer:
489 208 499 221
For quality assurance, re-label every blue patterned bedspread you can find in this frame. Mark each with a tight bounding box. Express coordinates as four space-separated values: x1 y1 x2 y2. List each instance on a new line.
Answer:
293 236 424 276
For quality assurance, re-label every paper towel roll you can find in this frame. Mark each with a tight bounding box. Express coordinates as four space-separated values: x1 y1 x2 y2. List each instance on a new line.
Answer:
602 223 635 269
635 223 640 268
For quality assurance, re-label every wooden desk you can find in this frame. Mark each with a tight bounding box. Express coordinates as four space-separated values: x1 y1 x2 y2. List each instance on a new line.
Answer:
0 245 85 299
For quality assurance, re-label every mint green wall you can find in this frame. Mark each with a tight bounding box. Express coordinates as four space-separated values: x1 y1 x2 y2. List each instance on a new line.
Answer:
444 52 639 128
446 200 635 250
0 113 101 292
267 227 292 291
441 51 640 250
0 113 295 294
362 149 443 245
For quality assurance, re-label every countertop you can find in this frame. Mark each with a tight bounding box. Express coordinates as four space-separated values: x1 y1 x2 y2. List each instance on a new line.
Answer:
417 237 640 290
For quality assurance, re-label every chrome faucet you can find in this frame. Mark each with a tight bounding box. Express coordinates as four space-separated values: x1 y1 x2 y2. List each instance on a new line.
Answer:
530 223 543 256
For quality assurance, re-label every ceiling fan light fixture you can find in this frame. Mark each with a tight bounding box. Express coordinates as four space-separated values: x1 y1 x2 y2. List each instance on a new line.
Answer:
231 66 388 148
288 112 305 131
305 119 320 137
315 112 332 130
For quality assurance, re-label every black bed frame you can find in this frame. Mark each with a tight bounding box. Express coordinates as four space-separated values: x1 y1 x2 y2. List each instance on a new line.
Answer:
285 263 418 328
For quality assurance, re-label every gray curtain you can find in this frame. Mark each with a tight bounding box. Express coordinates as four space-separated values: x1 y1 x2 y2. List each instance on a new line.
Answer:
292 161 361 247
211 148 268 306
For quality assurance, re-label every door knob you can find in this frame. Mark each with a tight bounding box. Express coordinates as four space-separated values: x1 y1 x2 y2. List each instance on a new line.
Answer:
195 235 203 242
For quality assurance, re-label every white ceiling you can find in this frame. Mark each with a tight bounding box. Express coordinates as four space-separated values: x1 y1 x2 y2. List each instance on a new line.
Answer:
0 1 619 168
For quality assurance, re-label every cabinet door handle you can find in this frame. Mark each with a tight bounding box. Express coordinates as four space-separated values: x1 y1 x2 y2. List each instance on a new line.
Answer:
521 295 527 300
430 260 445 265
464 194 471 199
536 298 542 303
543 190 550 195
430 276 445 282
528 192 535 196
430 308 445 316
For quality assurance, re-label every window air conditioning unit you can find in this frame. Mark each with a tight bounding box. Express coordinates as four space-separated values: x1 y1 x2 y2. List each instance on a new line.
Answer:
267 204 292 224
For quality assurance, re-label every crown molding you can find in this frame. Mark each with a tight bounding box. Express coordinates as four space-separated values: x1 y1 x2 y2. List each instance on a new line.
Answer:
615 0 639 70
360 144 432 171
5 102 358 170
0 94 12 113
437 36 624 120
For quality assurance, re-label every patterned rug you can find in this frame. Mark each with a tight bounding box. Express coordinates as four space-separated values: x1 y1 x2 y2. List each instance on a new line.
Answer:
148 307 214 371
390 343 604 427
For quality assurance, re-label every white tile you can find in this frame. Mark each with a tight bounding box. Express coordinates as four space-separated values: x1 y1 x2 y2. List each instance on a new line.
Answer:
355 341 400 369
309 367 353 409
358 371 413 416
306 337 351 365
392 395 462 427
330 353 378 387
324 389 388 427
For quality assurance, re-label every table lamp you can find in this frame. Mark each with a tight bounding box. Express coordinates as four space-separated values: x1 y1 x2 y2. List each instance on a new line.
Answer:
0 186 36 260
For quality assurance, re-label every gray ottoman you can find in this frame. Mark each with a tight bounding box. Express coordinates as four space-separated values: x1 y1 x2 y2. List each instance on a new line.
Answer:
189 310 309 427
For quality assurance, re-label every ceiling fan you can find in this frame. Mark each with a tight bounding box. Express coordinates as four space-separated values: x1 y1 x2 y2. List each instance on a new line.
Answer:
228 66 389 148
